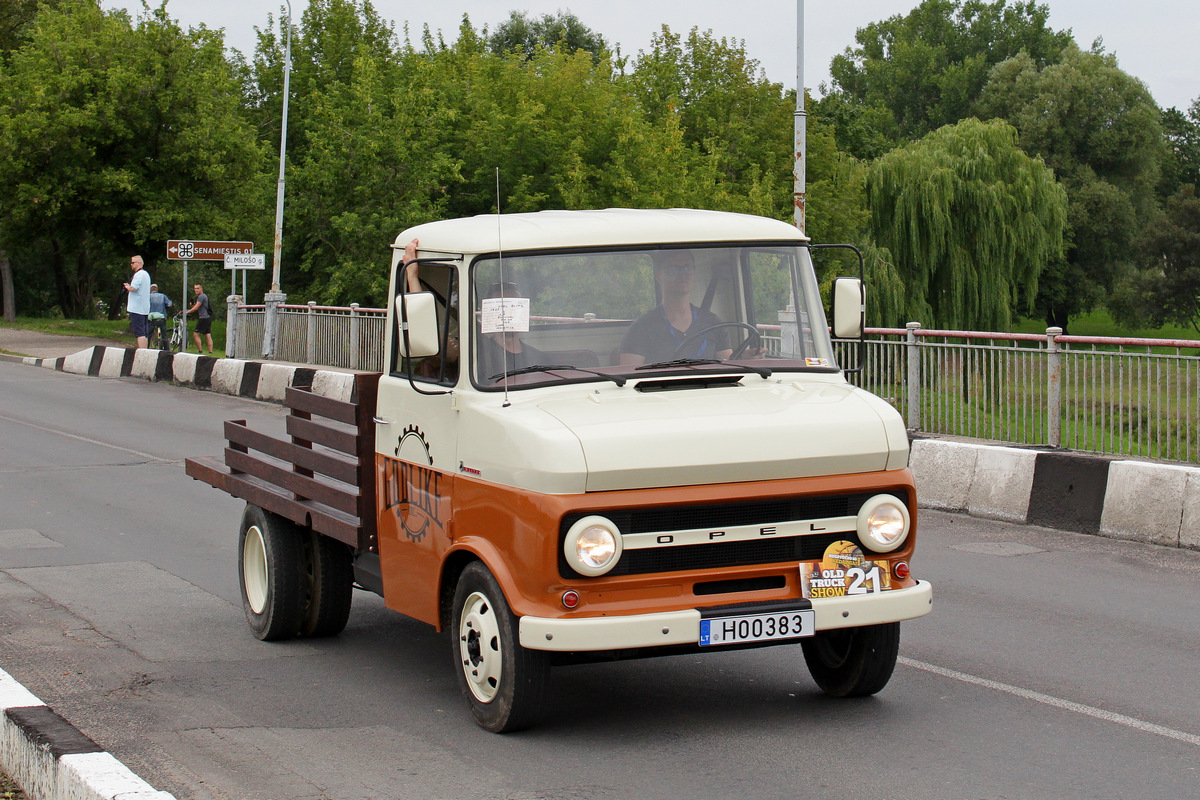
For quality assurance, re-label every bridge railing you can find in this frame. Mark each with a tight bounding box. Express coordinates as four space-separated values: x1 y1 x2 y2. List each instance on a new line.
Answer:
835 324 1200 461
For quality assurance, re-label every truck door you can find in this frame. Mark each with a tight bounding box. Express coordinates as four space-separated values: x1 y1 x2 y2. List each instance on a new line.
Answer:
374 259 460 624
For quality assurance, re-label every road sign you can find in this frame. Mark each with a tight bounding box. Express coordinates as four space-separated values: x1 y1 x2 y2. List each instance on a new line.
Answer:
224 253 266 270
167 240 253 261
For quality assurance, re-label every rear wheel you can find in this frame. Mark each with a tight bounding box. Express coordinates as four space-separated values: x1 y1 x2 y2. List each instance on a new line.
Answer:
451 562 549 732
239 505 304 641
300 531 354 638
802 622 900 697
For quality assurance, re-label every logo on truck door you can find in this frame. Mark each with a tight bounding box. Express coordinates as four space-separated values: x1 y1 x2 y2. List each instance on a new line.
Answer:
383 426 445 543
395 425 433 466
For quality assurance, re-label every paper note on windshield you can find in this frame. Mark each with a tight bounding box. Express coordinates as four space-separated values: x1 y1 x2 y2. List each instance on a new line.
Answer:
481 297 530 334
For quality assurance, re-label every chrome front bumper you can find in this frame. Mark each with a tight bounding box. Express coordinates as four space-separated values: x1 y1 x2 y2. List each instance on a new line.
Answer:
519 580 933 652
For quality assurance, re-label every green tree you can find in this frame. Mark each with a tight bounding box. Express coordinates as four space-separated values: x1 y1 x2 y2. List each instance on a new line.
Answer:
977 44 1165 329
0 0 46 53
420 19 769 219
867 118 1066 330
805 109 870 263
486 10 608 62
1111 185 1200 333
825 0 1072 153
628 25 792 209
285 49 462 303
0 0 264 317
1160 99 1200 197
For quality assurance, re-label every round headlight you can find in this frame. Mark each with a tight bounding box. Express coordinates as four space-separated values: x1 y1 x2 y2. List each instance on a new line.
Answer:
564 515 623 576
856 494 911 553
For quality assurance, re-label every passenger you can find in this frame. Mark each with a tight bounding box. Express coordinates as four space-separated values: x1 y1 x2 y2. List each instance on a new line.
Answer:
478 281 548 379
619 250 732 366
400 238 459 379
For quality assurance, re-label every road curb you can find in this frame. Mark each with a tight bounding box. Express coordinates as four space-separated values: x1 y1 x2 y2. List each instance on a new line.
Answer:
17 345 358 403
1 668 176 800
909 437 1199 550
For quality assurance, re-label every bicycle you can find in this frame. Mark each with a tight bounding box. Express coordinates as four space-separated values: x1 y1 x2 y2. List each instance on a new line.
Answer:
166 311 187 352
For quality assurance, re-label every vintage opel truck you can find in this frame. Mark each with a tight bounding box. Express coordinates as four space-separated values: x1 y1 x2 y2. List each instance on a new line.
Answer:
186 208 932 732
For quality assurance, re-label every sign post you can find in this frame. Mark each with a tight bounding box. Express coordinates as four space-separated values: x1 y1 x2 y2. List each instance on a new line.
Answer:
167 240 255 355
224 254 267 318
167 240 254 261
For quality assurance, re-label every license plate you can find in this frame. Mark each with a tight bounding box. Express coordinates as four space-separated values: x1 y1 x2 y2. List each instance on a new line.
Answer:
699 608 814 646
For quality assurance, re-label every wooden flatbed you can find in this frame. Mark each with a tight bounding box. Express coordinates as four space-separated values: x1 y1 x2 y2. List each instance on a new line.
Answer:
185 372 381 554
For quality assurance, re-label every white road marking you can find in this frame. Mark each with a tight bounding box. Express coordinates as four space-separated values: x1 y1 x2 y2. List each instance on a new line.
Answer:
0 412 170 463
900 656 1200 748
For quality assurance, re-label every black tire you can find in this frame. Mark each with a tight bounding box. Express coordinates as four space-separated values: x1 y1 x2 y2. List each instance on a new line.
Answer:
238 505 305 641
801 622 900 697
300 531 354 638
451 562 549 733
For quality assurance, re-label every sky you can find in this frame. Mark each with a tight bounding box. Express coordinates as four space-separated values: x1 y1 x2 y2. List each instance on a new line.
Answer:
103 0 1198 112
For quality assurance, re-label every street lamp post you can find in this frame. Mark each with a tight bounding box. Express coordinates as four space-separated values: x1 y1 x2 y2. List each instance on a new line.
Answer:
794 0 806 235
263 0 292 357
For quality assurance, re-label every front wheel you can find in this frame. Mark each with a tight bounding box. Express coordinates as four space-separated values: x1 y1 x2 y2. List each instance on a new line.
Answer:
451 562 549 733
239 505 304 641
801 622 900 697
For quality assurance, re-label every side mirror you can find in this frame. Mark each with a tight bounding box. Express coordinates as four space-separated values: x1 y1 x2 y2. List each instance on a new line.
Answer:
831 277 865 340
395 292 441 358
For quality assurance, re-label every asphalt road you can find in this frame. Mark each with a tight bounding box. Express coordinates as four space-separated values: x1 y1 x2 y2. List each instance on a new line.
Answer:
1 360 1198 800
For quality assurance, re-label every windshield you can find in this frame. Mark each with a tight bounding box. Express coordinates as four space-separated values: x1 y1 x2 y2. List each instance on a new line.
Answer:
470 244 837 389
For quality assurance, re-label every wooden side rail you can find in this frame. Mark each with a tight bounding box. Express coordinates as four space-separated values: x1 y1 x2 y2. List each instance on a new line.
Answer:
185 372 381 552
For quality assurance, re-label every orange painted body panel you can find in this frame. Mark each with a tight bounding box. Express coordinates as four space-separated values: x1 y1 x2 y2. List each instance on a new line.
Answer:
376 455 456 626
377 452 918 632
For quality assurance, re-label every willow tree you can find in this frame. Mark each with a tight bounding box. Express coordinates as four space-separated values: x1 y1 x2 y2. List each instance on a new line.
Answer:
867 117 1066 330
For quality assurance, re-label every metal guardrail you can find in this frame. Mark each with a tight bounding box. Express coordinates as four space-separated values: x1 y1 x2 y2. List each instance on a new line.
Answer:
234 303 387 372
836 324 1200 462
231 304 1200 461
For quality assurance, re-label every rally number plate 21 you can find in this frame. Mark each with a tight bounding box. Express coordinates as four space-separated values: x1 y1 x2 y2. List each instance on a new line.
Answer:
699 608 814 646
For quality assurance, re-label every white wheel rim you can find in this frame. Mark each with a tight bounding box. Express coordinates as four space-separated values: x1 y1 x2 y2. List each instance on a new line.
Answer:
458 591 503 703
243 525 269 614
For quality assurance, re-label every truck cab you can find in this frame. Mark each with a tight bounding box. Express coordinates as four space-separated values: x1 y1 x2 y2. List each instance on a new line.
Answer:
374 209 931 730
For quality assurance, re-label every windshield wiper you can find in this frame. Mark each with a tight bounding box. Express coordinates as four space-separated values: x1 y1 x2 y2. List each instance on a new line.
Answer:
635 358 772 379
489 364 627 386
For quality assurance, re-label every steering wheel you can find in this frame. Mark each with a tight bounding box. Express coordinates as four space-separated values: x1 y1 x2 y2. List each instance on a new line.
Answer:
671 321 761 360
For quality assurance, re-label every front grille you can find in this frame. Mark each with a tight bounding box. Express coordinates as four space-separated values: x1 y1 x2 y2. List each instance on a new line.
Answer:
608 531 848 576
560 491 905 579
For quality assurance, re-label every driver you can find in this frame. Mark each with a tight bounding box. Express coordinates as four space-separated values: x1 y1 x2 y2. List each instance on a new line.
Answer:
619 250 732 366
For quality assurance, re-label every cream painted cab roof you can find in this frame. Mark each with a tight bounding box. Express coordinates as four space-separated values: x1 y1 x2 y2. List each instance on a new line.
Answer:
393 208 808 255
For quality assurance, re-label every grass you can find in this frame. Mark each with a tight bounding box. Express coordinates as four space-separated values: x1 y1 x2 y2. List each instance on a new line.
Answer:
0 316 227 358
1010 309 1200 342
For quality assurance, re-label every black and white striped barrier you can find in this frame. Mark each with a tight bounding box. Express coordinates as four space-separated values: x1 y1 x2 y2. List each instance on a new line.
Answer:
910 438 1200 550
1 668 175 800
18 346 358 403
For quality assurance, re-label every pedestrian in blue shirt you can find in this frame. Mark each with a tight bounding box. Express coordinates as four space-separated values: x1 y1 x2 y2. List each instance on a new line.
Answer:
123 255 151 349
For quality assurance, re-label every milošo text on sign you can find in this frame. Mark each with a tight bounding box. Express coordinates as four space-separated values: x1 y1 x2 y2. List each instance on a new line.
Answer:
224 253 266 270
